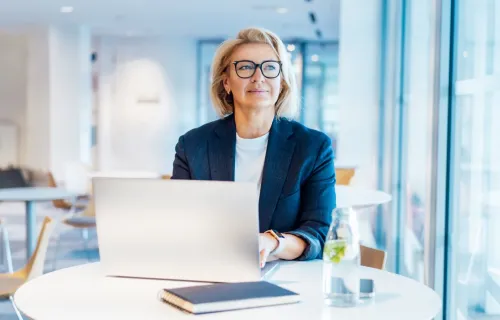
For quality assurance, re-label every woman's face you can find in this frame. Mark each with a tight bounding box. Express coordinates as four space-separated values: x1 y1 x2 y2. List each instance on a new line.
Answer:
223 43 282 113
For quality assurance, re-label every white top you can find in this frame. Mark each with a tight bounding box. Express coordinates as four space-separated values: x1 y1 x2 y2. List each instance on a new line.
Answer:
335 185 392 209
14 261 441 320
0 187 75 202
234 132 269 195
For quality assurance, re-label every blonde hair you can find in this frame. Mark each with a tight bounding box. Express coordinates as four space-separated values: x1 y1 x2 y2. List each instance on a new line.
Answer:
210 27 299 119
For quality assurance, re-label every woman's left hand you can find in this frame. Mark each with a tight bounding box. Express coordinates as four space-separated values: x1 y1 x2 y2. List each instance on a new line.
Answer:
259 233 279 268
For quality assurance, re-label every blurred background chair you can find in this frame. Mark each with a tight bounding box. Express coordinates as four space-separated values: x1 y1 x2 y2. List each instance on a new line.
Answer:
0 216 56 320
335 168 356 186
47 172 88 211
360 244 387 270
52 199 96 270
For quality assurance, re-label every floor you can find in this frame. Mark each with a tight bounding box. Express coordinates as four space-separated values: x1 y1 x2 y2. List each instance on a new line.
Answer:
0 201 99 319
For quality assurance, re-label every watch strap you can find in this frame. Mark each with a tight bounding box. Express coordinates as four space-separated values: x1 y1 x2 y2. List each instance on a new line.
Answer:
265 230 285 255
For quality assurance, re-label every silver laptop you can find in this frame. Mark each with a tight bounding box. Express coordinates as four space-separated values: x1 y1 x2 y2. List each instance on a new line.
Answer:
93 178 279 283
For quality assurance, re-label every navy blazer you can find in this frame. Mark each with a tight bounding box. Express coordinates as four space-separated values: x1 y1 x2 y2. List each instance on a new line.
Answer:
171 114 336 260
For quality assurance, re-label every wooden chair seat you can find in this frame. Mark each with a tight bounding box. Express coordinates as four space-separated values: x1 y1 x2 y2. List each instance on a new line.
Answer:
0 275 24 298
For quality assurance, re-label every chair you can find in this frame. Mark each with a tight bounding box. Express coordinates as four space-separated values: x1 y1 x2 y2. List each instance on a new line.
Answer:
0 219 14 273
48 172 72 210
52 200 96 270
335 168 356 186
0 217 56 320
161 174 172 179
47 172 88 211
360 244 387 270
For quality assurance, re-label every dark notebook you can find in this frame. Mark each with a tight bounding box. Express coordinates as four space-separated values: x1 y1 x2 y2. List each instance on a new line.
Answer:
158 281 300 314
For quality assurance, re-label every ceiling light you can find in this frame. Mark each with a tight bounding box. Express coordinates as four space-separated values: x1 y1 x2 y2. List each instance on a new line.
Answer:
311 54 319 62
60 6 74 13
276 7 288 14
287 44 296 52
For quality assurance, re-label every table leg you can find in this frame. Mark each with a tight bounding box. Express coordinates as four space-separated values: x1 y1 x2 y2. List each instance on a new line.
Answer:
26 201 36 260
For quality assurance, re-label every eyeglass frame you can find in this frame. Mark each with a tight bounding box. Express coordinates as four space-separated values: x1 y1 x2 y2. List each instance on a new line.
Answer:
232 60 282 79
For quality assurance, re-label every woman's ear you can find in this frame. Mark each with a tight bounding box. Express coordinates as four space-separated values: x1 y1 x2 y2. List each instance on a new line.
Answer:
223 76 230 94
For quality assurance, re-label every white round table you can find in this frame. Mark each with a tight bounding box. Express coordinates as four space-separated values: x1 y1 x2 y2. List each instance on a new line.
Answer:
15 261 441 320
335 185 392 209
0 187 75 259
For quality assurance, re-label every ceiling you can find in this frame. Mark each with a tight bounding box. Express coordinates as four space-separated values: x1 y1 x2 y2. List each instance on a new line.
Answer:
0 0 340 40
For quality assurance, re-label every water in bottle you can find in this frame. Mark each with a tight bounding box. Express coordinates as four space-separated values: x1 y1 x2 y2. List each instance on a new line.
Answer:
323 207 360 307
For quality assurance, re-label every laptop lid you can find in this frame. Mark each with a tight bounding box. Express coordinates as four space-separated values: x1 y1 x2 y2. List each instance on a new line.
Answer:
93 178 262 283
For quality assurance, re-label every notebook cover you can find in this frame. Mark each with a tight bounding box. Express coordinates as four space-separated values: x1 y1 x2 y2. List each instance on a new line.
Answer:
164 281 298 305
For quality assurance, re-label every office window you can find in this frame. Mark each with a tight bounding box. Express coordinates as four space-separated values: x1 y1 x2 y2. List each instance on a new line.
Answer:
301 43 340 149
198 41 220 125
447 0 500 318
395 0 436 283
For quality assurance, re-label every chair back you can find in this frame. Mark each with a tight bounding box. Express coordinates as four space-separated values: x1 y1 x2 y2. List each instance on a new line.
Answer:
24 217 57 280
82 199 95 217
48 172 72 210
360 244 387 270
335 168 356 185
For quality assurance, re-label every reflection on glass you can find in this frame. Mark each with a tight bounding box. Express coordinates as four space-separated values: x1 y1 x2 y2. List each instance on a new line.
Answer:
485 0 496 75
448 0 500 318
398 0 435 283
456 0 476 81
301 43 339 153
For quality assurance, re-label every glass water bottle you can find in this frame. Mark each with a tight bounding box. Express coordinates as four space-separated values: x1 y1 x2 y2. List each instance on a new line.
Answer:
322 207 361 307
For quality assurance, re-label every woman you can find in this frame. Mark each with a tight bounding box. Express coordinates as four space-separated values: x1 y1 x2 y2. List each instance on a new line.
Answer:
172 27 336 267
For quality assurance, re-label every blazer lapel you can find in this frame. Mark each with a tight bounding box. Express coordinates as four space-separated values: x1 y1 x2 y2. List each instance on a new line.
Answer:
208 115 236 181
258 119 295 231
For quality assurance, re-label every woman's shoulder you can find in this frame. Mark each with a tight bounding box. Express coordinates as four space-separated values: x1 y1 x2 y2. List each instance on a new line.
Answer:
280 118 332 146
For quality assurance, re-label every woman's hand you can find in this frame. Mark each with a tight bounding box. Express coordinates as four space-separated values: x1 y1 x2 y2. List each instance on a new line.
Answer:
259 233 279 268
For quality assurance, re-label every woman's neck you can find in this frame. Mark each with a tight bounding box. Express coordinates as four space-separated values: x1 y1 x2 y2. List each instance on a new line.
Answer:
233 105 274 139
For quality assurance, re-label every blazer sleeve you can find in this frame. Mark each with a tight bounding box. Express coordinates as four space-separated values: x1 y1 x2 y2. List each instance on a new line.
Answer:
171 135 192 180
286 136 336 260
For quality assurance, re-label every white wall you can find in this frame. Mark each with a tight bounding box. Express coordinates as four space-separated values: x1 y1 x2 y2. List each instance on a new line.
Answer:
96 37 197 174
25 26 92 180
338 0 382 247
49 26 92 175
25 27 52 171
338 0 381 189
0 33 28 165
0 26 92 181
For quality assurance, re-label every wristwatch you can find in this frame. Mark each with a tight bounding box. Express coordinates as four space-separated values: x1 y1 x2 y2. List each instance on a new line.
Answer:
265 229 285 255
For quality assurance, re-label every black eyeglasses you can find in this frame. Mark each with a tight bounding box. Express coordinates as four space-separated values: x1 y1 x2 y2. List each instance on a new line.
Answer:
232 60 282 79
